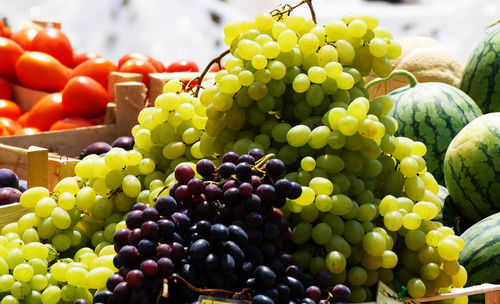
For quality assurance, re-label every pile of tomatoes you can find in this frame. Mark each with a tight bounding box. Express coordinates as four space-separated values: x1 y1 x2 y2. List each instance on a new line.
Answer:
0 21 206 136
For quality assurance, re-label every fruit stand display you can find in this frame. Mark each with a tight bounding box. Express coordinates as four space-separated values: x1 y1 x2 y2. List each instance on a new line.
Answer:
0 1 500 304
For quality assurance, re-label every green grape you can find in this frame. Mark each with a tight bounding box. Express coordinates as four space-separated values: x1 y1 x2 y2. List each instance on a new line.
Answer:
437 238 460 261
325 234 351 258
277 29 298 52
87 267 114 289
1 295 19 304
300 156 316 171
325 250 346 273
315 194 333 212
300 204 319 223
330 194 353 215
348 266 368 286
41 285 61 304
362 232 386 256
11 281 30 300
407 277 426 298
34 197 57 218
20 187 50 209
292 73 311 93
405 229 426 251
323 213 345 234
0 274 14 292
384 210 403 231
51 233 71 252
29 274 48 291
318 45 338 66
23 242 49 260
343 220 364 244
61 284 77 302
66 266 88 288
311 223 332 245
291 222 313 244
369 37 389 57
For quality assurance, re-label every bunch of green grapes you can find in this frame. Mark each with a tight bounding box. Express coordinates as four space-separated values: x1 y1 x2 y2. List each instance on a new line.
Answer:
0 230 98 304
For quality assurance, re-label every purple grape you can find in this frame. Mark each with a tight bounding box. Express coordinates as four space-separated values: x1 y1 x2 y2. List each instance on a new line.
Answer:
331 284 351 302
157 219 175 239
140 221 159 240
125 210 143 229
222 187 239 204
132 203 147 211
174 164 195 184
170 242 185 260
17 179 27 192
235 162 252 181
228 224 248 246
263 223 280 241
187 178 204 195
261 241 275 257
175 185 190 201
245 194 262 212
256 184 276 205
118 266 132 278
204 183 222 201
127 228 142 246
252 294 274 304
74 299 88 304
238 154 255 165
306 286 322 302
81 142 111 158
171 212 191 233
140 259 158 277
106 274 124 292
138 239 156 257
218 162 236 178
157 257 174 276
247 229 263 245
251 175 262 188
248 148 264 161
315 271 333 289
141 207 159 222
238 182 253 198
111 136 134 150
287 181 302 199
210 223 229 242
223 179 238 191
0 187 21 205
113 228 131 247
118 246 139 267
155 195 177 217
189 239 210 260
222 152 239 164
126 269 144 288
275 178 291 193
254 266 276 288
285 265 303 280
94 291 113 303
196 220 211 235
196 159 215 178
155 243 172 258
265 158 285 178
245 212 263 229
0 169 18 189
280 253 293 267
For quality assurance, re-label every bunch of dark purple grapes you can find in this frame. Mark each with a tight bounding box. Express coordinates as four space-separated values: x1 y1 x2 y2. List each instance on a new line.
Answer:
94 149 349 304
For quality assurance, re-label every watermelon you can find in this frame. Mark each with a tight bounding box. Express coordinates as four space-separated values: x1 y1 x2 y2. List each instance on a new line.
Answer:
368 70 482 185
444 112 500 224
459 212 500 304
460 24 500 113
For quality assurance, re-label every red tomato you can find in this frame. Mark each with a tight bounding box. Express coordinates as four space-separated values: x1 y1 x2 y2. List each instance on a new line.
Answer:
14 127 40 135
166 60 199 73
0 37 24 81
49 116 95 131
11 27 40 50
62 76 109 118
209 61 225 72
72 52 101 67
118 52 164 72
0 77 12 99
70 58 117 90
0 125 8 136
31 27 73 67
0 19 12 38
23 93 65 131
118 59 157 86
16 112 29 126
0 99 23 119
0 117 22 134
15 51 71 92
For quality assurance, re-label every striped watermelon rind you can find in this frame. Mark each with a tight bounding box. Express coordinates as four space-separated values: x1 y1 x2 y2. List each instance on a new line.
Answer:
444 112 500 223
459 212 500 304
373 70 482 185
460 25 500 113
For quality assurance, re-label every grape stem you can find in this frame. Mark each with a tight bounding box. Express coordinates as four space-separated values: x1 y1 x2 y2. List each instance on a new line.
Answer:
485 18 500 34
270 0 317 24
192 49 231 97
161 275 254 302
254 153 276 169
365 69 418 90
152 184 170 202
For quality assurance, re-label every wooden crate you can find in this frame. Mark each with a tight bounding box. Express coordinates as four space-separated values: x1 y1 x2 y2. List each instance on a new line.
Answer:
0 144 79 229
4 73 147 157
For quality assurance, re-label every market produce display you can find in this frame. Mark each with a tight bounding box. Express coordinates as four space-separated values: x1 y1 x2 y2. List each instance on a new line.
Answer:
1 1 500 304
366 70 482 185
460 24 500 113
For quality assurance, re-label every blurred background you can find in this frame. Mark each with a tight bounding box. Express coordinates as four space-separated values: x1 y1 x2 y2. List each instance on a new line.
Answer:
1 0 499 68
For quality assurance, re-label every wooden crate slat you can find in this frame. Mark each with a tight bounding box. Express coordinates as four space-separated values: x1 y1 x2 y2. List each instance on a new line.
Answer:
27 146 48 188
114 81 147 137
